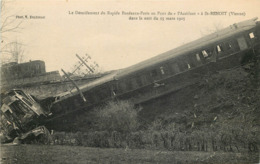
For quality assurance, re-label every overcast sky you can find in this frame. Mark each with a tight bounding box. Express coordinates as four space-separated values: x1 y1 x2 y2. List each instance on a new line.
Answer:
1 0 260 73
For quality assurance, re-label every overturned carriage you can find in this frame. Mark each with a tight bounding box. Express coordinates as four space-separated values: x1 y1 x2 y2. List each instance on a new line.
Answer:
0 89 51 143
49 17 260 117
1 17 260 139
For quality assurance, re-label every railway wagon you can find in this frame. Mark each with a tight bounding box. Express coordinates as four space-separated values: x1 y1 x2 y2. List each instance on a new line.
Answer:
1 17 260 136
0 89 51 142
46 17 260 121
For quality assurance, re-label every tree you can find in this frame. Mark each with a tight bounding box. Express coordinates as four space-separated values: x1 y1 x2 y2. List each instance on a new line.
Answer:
0 0 22 34
1 41 25 63
200 22 224 36
0 0 24 64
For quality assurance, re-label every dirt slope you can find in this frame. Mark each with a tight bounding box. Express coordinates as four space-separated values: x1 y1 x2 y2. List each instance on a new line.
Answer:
140 62 260 151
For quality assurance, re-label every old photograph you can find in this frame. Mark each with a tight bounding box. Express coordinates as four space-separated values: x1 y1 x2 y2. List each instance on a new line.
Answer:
1 0 260 163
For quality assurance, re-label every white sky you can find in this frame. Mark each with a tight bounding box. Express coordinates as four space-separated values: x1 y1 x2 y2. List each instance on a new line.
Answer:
1 0 260 73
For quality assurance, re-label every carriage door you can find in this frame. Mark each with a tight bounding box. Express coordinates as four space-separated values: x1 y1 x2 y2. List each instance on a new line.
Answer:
237 37 248 50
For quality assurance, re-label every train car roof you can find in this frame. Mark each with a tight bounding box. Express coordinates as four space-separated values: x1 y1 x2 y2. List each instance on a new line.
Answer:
58 17 258 99
57 70 120 99
116 17 258 78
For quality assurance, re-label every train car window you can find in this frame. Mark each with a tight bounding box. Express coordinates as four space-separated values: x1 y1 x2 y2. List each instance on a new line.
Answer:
16 90 26 98
171 62 180 74
187 54 199 67
110 83 118 96
230 39 240 51
162 64 171 75
141 74 149 85
202 50 209 57
181 60 189 71
196 53 201 61
216 45 224 53
21 98 33 107
150 69 158 77
136 75 143 87
4 110 15 121
11 101 23 114
130 78 138 89
207 48 215 56
187 63 191 69
249 32 255 39
10 103 25 118
224 42 232 50
160 67 165 75
127 79 134 91
111 89 116 97
237 37 248 50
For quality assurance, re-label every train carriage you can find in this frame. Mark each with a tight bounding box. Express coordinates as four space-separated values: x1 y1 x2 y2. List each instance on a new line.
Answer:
0 89 50 141
1 17 260 140
48 17 260 119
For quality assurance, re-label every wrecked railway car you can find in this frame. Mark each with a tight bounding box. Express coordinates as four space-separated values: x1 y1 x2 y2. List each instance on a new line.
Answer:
0 89 51 143
1 18 260 137
47 18 260 119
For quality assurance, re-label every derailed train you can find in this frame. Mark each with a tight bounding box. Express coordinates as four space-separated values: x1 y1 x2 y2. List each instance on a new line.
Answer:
0 90 51 142
1 17 260 142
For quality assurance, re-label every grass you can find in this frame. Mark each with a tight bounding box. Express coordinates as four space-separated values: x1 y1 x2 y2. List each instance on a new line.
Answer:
1 144 259 164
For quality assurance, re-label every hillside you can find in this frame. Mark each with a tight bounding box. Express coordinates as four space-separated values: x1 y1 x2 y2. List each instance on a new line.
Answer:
48 61 259 156
139 61 260 152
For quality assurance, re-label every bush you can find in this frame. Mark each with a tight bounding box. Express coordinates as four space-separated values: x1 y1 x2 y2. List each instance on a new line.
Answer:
96 101 139 133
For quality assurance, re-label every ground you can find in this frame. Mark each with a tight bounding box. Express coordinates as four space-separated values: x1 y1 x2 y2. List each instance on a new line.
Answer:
1 59 259 163
0 144 259 164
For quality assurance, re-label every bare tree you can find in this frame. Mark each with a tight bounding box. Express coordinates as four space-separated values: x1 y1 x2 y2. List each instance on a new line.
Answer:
1 0 24 64
1 41 25 63
200 22 224 36
0 0 22 36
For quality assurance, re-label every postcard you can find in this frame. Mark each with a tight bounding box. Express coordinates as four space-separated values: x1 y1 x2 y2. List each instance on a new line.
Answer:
1 0 259 163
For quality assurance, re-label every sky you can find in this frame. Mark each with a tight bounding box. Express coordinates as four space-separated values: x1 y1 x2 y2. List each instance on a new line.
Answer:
1 0 260 73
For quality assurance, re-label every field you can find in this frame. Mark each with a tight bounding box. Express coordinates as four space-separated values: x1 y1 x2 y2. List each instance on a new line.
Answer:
1 144 259 164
